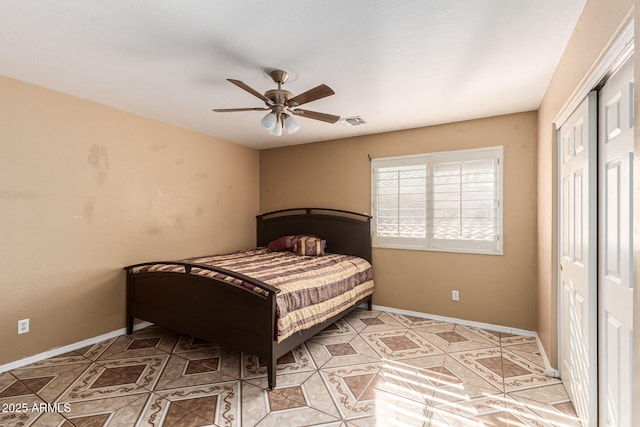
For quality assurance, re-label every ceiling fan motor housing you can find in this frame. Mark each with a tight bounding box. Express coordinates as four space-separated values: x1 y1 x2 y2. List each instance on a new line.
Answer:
266 70 294 112
264 89 293 108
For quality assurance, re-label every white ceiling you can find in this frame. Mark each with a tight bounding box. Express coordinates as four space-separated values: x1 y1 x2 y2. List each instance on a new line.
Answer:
0 1 586 149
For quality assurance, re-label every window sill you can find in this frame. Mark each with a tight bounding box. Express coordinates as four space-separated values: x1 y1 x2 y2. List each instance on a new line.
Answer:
372 243 503 256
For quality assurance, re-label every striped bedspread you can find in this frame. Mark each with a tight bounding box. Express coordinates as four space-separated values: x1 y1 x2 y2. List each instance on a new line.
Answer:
132 248 374 342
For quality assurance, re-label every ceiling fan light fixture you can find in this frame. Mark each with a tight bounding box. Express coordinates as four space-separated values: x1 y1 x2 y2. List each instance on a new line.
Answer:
260 112 277 130
268 118 283 136
214 70 340 136
284 114 300 134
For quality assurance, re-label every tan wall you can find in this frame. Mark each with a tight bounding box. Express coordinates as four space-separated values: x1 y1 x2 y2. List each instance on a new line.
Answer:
536 0 633 365
0 76 259 365
261 112 538 330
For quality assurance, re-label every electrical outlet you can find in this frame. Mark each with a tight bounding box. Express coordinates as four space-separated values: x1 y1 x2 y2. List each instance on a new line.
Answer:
451 290 460 301
18 319 29 334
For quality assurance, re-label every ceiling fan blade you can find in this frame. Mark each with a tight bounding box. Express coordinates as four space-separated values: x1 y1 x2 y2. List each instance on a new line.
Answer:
227 79 272 104
287 84 335 107
213 107 270 112
291 109 341 123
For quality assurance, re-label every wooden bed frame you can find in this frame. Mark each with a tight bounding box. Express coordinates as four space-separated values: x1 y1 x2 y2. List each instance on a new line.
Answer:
124 208 373 389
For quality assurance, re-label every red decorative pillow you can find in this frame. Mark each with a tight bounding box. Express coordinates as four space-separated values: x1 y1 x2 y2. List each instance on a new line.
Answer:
292 235 326 257
267 236 295 252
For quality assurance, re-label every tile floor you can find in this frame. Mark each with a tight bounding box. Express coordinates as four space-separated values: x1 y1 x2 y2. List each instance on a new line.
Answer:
0 309 581 426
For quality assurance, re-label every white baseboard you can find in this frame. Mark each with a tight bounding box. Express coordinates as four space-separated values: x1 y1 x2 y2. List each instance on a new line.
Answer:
371 304 536 337
0 321 153 374
535 334 560 378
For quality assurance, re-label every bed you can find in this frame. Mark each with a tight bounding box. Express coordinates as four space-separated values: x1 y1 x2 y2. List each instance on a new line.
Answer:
124 208 374 389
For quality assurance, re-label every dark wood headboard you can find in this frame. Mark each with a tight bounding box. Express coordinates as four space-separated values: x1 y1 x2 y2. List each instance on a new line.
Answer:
256 208 372 262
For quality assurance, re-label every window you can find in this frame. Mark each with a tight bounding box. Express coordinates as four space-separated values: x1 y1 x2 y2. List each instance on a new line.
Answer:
371 146 503 255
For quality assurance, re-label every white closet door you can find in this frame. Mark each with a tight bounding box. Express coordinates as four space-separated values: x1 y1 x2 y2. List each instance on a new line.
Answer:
558 91 598 425
598 54 634 427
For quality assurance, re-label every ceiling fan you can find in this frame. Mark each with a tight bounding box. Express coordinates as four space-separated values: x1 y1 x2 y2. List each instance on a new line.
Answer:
213 69 340 136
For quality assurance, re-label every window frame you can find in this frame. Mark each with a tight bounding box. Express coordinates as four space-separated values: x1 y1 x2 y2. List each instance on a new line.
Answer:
371 146 503 255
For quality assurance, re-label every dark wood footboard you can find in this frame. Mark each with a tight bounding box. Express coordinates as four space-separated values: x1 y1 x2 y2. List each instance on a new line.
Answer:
125 262 278 381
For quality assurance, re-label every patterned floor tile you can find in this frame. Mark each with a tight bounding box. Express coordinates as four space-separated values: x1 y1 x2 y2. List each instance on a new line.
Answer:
377 356 450 407
315 318 357 337
500 334 538 347
306 332 359 349
0 373 50 427
0 409 69 427
148 381 240 426
438 326 501 353
172 334 226 354
306 422 346 427
241 377 340 427
30 412 71 427
499 350 561 393
446 348 506 392
551 401 579 420
73 339 119 362
11 362 91 403
361 330 444 361
271 372 341 419
62 394 151 426
344 311 406 334
154 349 240 391
393 354 448 371
10 341 113 370
501 343 545 369
97 328 179 362
381 313 421 329
408 317 455 330
241 345 316 381
346 391 432 426
455 326 503 347
503 395 581 427
430 357 503 406
307 334 380 369
507 383 569 406
375 361 437 405
430 395 510 426
339 371 433 425
57 356 169 402
0 373 36 400
381 312 432 330
320 362 383 419
412 323 458 352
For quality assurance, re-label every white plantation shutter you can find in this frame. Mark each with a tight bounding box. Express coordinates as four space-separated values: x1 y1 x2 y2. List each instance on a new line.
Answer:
431 154 500 252
373 159 428 247
372 147 502 254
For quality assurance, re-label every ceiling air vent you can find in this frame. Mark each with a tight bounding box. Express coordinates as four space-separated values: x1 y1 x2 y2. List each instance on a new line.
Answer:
341 116 366 126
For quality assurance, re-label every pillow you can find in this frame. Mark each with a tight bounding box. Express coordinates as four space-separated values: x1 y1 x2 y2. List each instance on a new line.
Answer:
292 235 326 257
267 235 295 252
